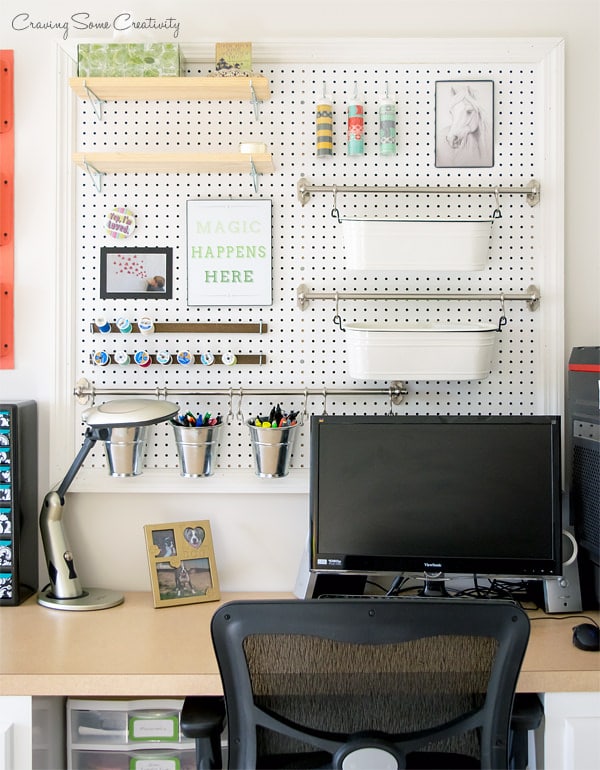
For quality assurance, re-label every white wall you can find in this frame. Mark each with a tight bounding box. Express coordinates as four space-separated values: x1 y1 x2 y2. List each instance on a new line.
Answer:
0 0 597 593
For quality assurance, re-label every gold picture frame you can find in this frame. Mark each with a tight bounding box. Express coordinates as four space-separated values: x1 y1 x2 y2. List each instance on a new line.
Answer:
144 520 220 608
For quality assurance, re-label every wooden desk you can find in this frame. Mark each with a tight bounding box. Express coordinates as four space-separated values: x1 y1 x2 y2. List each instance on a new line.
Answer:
0 592 598 697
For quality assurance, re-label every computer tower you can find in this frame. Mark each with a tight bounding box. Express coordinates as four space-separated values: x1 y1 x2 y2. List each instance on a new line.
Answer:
0 400 38 605
567 347 600 610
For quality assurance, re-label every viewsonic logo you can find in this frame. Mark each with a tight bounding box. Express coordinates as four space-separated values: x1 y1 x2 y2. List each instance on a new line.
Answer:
424 562 443 570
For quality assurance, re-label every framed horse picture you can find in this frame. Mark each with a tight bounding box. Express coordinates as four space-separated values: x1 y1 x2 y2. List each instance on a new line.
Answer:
435 80 494 168
144 520 220 608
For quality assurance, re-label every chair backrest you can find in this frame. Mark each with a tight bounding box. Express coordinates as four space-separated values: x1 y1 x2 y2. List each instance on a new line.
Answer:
211 597 530 770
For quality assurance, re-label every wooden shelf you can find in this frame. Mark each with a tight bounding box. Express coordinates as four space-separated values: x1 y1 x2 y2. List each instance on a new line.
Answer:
73 151 273 175
73 151 274 191
69 75 271 102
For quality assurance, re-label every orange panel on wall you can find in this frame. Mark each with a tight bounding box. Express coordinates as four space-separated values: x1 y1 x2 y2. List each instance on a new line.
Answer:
0 50 14 369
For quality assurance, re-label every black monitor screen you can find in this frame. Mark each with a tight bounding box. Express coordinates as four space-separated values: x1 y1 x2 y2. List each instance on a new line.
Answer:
309 414 562 578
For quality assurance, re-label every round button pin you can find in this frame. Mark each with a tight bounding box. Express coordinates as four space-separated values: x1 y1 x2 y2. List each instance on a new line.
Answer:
200 352 215 366
177 350 194 366
105 206 136 239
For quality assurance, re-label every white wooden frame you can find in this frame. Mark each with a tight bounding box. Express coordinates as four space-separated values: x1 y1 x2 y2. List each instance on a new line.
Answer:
53 38 564 493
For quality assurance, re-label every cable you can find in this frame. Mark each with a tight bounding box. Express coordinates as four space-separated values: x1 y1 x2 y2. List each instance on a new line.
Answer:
529 613 599 627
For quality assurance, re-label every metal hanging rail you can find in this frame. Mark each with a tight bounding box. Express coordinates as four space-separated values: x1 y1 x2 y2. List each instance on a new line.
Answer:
296 176 541 207
297 284 541 311
74 378 408 407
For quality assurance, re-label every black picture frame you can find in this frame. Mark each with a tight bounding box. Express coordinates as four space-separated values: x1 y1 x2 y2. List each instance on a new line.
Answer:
435 79 495 168
100 247 173 299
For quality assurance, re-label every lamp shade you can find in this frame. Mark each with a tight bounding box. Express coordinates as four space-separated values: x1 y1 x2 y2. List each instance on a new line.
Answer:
82 398 179 428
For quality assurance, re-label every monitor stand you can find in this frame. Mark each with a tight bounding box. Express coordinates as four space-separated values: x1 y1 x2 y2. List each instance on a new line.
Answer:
305 572 368 598
418 572 451 597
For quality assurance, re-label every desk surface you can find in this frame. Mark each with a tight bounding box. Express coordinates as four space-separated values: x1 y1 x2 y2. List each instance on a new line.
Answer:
0 592 598 697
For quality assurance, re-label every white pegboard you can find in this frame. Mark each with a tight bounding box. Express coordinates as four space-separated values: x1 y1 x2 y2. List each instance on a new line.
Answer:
72 50 561 474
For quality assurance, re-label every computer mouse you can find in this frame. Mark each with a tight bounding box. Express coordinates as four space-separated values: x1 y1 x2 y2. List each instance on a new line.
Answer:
572 623 600 652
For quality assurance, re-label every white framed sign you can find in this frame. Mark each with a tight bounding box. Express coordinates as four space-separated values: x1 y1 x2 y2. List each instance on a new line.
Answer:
186 199 272 306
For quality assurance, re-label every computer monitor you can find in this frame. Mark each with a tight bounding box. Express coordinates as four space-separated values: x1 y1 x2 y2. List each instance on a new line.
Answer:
308 414 562 595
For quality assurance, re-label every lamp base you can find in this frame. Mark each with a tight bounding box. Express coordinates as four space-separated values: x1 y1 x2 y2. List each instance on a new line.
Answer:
37 587 124 611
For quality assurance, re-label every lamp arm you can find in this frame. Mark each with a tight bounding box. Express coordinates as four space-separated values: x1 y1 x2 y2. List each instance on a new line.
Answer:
40 427 106 599
56 427 108 500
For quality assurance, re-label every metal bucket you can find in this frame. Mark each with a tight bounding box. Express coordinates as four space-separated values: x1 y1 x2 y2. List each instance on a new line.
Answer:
172 423 222 477
248 421 299 478
103 425 148 477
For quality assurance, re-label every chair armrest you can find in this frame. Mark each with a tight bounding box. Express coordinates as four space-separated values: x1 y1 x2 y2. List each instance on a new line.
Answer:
181 696 226 770
509 693 543 769
511 693 543 731
181 695 226 738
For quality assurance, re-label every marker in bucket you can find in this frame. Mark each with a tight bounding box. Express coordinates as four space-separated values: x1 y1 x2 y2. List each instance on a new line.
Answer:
252 404 299 428
172 411 223 427
247 405 300 478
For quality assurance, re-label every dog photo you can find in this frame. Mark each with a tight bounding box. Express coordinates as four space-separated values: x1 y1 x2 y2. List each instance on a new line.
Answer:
144 519 220 608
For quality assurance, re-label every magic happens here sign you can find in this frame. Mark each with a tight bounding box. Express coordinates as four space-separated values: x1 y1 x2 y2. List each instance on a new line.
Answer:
187 199 272 306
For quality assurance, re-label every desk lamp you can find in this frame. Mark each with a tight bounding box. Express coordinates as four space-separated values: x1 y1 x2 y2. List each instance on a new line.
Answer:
38 398 178 611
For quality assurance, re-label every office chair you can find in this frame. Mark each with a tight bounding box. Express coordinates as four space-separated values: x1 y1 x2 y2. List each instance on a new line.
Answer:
183 597 530 769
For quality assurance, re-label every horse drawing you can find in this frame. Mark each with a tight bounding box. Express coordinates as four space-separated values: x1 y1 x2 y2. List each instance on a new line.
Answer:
438 84 491 167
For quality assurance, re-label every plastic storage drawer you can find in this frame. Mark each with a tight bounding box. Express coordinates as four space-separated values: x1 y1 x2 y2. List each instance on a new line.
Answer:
70 747 196 770
67 698 195 770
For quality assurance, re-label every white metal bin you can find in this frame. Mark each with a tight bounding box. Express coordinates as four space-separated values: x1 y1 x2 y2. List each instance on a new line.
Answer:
341 218 493 271
345 322 498 380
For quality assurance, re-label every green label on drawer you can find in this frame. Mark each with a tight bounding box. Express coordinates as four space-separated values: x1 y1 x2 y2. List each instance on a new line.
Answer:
128 714 178 742
130 757 180 770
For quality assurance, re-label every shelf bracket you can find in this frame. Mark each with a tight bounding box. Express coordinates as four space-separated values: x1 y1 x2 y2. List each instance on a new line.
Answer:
250 157 259 193
82 158 105 193
525 181 541 207
249 80 260 121
82 80 105 121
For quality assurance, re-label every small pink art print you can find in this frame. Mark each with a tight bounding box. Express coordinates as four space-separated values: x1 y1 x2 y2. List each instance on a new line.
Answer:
100 247 173 299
